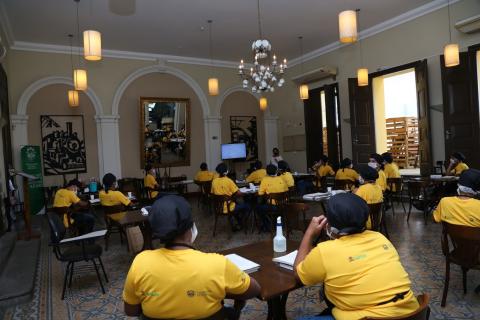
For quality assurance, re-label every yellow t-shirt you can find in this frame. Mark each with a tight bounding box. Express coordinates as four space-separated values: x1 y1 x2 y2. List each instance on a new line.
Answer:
281 172 295 188
433 196 480 227
335 168 359 182
53 188 81 227
99 190 131 222
384 163 401 179
246 169 267 184
376 169 387 192
296 231 419 320
317 164 335 177
451 162 469 176
259 176 288 205
355 183 384 229
194 170 218 182
144 174 159 198
211 176 239 213
123 248 251 319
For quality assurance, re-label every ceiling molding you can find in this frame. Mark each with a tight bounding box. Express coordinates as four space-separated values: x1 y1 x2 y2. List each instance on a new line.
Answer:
11 41 242 69
0 2 14 47
288 0 461 67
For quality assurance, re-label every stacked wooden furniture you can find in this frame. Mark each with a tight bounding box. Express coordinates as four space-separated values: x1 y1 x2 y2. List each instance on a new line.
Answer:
386 117 419 168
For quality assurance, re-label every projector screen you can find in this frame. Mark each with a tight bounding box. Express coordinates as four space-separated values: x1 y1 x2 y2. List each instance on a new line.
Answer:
221 143 247 160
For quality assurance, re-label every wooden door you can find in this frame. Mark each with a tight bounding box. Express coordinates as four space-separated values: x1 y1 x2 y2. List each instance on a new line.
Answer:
348 78 375 164
324 84 341 168
304 87 323 168
415 60 432 175
441 52 480 166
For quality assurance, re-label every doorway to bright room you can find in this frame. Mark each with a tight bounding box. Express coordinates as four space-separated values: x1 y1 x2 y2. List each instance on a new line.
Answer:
373 68 420 175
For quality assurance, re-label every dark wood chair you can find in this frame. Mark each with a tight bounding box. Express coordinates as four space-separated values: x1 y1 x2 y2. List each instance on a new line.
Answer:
118 178 142 198
334 179 355 191
406 180 431 224
440 222 480 307
284 202 310 238
314 175 327 192
102 204 128 251
385 177 406 216
368 202 389 239
194 180 213 211
264 192 289 234
53 206 78 236
46 212 108 300
211 194 237 237
362 294 430 319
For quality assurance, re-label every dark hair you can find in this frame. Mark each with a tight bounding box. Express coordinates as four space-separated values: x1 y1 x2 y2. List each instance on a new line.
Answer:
320 155 329 163
215 163 228 176
266 164 278 176
254 160 263 170
381 152 393 164
145 164 153 174
200 162 208 171
273 147 279 153
340 158 352 170
452 152 466 162
370 153 384 170
66 179 81 188
277 160 289 172
102 173 117 194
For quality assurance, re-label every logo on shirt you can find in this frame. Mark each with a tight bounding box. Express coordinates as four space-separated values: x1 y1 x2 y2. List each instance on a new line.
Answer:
348 254 366 262
186 290 211 298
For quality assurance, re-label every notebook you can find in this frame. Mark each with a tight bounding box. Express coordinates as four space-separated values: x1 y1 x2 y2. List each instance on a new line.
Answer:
272 250 298 271
225 254 260 274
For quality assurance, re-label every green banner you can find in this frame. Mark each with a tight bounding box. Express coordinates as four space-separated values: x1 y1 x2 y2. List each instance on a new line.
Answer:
21 145 44 215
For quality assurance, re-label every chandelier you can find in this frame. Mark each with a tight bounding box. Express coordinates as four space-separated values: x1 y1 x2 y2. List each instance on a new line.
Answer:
238 0 287 93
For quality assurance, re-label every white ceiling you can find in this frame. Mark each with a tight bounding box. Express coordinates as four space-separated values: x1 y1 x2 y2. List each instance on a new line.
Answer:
1 0 437 63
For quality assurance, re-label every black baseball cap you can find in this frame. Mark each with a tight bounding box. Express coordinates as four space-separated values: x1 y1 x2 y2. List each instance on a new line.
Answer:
452 152 466 162
326 193 369 235
458 169 480 191
147 195 193 242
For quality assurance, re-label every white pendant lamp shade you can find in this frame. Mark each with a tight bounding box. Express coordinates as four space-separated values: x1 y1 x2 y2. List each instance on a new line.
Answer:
357 68 369 86
444 43 460 67
208 78 219 96
339 10 358 43
73 69 87 91
83 30 102 61
68 90 79 107
259 97 268 111
299 84 309 100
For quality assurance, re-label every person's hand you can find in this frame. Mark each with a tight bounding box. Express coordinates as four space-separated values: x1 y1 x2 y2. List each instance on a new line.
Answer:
305 215 327 238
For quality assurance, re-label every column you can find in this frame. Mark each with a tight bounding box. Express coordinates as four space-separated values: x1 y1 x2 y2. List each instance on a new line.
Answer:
10 114 29 201
264 115 279 164
95 115 122 179
203 116 222 170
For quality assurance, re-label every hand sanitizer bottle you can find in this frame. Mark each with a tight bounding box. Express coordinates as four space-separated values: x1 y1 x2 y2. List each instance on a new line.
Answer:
273 217 287 253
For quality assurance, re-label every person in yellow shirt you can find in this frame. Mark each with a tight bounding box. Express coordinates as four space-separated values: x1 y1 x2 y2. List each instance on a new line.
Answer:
446 152 469 176
382 153 401 179
211 163 250 231
99 173 131 222
294 193 418 320
335 158 359 182
144 164 159 199
370 153 387 192
194 162 218 182
433 169 480 227
278 160 294 188
246 160 267 184
257 164 288 232
123 195 261 319
53 179 94 235
313 155 335 188
354 165 383 204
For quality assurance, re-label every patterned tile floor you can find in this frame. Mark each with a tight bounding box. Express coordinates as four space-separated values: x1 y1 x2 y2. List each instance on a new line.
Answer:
3 200 480 319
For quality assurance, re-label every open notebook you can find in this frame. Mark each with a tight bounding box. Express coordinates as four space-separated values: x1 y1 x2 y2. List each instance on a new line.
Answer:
225 254 260 274
272 250 298 270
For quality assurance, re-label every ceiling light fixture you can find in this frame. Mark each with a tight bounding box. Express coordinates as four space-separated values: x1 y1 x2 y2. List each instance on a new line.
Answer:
83 30 102 61
444 0 459 67
298 36 308 100
338 10 358 43
355 9 368 87
259 97 268 111
238 0 287 93
67 34 79 107
73 0 87 91
207 20 219 96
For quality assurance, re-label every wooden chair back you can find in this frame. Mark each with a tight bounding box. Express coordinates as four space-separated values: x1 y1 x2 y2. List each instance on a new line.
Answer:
211 194 234 215
362 294 430 320
406 180 428 200
102 204 125 216
367 202 383 232
284 203 309 235
387 177 403 193
194 180 212 196
441 222 480 268
334 179 355 191
266 192 289 208
118 178 141 197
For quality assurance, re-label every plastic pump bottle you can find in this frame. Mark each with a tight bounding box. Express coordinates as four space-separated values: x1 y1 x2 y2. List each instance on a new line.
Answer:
273 216 287 252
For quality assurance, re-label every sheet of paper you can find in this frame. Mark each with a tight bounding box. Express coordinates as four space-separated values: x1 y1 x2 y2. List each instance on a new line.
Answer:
225 254 260 273
60 229 107 243
272 250 298 267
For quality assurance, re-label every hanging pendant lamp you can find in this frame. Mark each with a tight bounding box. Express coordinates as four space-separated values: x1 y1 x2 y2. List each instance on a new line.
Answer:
338 10 357 43
444 0 459 67
207 20 219 96
83 30 102 61
259 97 268 111
67 34 80 107
298 36 309 100
355 9 368 87
73 0 88 90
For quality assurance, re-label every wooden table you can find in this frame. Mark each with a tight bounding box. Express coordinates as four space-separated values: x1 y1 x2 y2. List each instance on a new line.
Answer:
118 210 153 250
220 240 301 320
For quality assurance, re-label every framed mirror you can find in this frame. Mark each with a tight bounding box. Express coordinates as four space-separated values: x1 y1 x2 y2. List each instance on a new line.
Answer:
140 97 190 168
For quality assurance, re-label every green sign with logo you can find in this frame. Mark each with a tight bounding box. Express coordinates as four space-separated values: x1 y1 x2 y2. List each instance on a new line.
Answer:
21 145 44 215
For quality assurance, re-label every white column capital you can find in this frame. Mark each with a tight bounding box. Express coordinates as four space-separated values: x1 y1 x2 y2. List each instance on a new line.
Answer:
203 115 222 123
264 115 279 122
94 115 120 124
10 114 29 125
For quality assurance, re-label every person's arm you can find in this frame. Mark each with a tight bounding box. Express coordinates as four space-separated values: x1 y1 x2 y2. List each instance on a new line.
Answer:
432 199 443 223
124 302 142 317
225 277 261 300
224 259 261 300
294 215 327 281
123 260 142 316
445 161 456 176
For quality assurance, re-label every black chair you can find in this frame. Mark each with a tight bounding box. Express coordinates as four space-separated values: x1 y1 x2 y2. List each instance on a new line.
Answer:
368 202 389 239
385 177 406 216
102 204 128 251
46 212 108 300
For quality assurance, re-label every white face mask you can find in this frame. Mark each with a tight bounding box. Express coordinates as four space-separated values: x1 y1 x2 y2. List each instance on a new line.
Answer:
368 161 378 169
190 223 198 243
349 164 353 169
358 176 365 185
450 158 456 164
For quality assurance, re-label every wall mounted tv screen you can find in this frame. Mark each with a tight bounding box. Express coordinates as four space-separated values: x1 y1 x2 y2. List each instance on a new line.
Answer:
221 143 247 160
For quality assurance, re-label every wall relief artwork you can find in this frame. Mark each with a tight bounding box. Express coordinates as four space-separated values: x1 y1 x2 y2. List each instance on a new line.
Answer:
230 116 258 161
40 115 87 176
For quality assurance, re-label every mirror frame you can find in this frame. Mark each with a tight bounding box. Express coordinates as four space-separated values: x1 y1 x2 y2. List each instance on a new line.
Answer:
139 97 191 168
